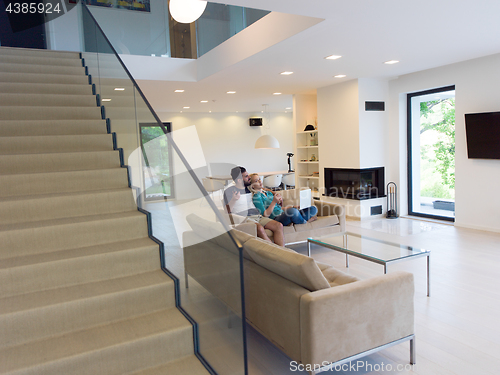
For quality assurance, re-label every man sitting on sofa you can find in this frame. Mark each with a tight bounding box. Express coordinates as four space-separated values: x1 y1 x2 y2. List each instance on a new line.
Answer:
224 166 284 247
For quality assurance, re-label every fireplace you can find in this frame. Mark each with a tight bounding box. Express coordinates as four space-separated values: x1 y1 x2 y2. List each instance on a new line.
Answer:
324 167 385 200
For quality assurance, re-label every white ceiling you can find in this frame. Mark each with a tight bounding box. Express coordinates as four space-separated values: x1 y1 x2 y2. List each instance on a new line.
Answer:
136 0 500 114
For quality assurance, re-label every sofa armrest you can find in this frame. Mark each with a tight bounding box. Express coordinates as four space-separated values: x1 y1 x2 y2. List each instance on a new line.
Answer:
217 209 248 226
314 201 346 232
299 271 414 367
234 222 257 237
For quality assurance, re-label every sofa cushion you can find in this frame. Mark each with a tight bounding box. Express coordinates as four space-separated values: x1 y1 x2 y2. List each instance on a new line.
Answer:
244 238 331 291
186 214 254 260
283 225 297 235
316 261 360 287
294 215 339 233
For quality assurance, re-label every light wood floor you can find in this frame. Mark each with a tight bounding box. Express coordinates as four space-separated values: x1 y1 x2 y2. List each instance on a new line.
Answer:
246 217 500 375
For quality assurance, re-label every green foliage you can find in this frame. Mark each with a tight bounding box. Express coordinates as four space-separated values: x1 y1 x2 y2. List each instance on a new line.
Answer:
140 126 171 196
419 98 455 190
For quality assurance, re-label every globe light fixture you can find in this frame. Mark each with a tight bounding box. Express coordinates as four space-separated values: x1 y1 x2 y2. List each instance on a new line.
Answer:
169 0 207 24
255 134 280 149
255 104 280 149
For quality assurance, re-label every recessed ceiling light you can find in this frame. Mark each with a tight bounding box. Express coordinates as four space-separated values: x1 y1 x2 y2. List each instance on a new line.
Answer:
280 71 293 75
285 107 292 110
209 110 212 113
200 100 208 103
273 92 282 95
227 91 236 94
325 55 342 60
174 89 185 93
114 88 125 91
183 106 190 109
334 75 346 78
102 98 112 101
384 60 399 64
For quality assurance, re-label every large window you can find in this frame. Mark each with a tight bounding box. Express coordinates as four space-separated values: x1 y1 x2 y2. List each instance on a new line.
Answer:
407 86 455 221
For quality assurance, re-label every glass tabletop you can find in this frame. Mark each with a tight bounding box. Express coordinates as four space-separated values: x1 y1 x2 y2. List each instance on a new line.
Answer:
308 231 430 263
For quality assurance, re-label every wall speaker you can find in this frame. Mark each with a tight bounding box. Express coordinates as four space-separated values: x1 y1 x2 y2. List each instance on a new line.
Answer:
365 101 385 111
249 118 263 126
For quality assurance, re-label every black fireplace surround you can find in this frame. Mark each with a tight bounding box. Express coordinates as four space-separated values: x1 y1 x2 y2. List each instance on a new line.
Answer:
324 167 385 200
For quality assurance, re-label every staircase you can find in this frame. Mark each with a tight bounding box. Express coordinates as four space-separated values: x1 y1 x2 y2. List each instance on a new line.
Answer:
0 47 209 375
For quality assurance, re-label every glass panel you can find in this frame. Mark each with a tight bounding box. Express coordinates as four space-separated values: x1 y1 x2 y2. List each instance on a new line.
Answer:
140 123 173 201
310 232 429 262
85 0 170 57
81 5 247 375
196 3 270 57
408 87 455 220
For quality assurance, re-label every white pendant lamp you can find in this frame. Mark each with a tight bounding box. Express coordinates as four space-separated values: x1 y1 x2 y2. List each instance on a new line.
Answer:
255 134 280 149
169 0 207 24
255 104 280 149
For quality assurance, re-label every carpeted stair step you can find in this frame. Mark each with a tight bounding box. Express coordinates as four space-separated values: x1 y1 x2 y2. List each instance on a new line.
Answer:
0 308 195 375
0 47 79 60
0 106 102 121
94 95 136 107
105 106 152 120
0 82 93 95
0 72 90 85
92 85 135 98
0 168 129 198
0 62 85 76
0 93 97 107
0 188 137 225
0 238 160 299
0 150 120 174
127 355 211 375
0 211 150 257
0 270 175 350
0 54 84 67
0 119 107 137
0 47 203 375
0 134 114 155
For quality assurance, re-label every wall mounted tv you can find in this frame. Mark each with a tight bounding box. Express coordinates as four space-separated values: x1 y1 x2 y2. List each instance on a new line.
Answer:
464 111 500 159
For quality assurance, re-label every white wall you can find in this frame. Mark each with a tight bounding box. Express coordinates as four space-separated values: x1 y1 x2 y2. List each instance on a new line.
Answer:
317 79 360 169
293 94 317 133
45 5 81 51
388 53 500 232
158 111 294 177
358 78 388 169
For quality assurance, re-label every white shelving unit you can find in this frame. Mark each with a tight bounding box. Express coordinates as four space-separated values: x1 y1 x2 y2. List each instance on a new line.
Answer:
295 129 319 195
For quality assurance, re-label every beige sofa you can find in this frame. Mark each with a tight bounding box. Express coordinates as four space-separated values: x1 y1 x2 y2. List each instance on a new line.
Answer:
183 214 415 374
221 188 345 244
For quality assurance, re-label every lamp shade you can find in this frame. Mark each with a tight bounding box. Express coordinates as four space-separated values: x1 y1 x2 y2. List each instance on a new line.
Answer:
255 135 280 149
169 0 207 24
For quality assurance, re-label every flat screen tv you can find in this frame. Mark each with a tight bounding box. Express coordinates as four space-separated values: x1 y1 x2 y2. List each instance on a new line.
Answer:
464 111 500 159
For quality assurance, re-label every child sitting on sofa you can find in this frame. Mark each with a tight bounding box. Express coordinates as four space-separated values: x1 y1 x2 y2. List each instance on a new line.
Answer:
249 173 317 226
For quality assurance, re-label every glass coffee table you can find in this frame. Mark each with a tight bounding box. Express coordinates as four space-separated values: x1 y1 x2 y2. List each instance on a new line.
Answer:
307 232 430 296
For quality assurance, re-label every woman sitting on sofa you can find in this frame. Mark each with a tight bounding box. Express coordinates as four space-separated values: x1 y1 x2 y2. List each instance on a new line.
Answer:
248 173 317 226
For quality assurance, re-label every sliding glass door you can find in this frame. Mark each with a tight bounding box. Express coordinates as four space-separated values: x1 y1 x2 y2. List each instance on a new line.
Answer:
407 86 455 221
